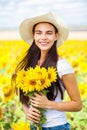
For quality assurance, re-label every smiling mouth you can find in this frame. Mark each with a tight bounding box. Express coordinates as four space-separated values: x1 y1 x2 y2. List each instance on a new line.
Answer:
40 42 49 45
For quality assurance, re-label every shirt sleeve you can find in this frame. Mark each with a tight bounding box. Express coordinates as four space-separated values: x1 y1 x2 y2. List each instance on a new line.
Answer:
57 59 74 78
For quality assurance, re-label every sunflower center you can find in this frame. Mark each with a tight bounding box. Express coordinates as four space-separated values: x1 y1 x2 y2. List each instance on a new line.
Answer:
30 80 36 85
41 79 45 85
48 73 51 79
3 87 13 97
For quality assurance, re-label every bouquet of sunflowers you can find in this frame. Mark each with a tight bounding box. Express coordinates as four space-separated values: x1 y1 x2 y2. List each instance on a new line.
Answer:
16 65 57 129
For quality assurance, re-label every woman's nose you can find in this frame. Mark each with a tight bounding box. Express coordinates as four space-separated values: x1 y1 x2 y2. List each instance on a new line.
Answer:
41 33 47 39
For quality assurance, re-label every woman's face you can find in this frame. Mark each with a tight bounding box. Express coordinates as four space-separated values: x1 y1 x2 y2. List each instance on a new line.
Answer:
33 22 58 52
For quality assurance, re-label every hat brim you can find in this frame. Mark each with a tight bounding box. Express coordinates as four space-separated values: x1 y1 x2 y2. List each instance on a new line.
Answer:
19 12 69 47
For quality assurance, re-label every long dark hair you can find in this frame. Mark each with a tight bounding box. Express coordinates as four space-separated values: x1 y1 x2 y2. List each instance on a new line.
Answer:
15 40 63 104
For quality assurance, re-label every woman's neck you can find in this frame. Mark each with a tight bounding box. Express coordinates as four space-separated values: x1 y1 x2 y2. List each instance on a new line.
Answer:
38 51 48 66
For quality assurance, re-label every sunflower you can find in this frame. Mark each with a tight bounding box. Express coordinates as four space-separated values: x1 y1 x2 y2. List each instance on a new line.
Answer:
47 67 57 82
12 121 30 130
34 66 51 91
0 75 15 102
2 83 15 102
23 77 37 92
34 65 47 79
21 68 38 92
78 83 87 99
16 66 57 93
16 69 27 88
0 74 10 88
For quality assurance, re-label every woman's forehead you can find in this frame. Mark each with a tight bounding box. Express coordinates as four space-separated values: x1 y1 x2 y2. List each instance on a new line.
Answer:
33 22 58 32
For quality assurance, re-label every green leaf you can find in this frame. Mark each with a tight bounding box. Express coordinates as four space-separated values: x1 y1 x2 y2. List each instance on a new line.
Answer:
41 89 49 95
3 123 11 130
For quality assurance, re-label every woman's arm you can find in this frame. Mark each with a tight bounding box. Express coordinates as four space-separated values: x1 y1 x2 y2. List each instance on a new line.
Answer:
20 90 41 123
22 103 41 123
30 73 82 112
47 73 82 111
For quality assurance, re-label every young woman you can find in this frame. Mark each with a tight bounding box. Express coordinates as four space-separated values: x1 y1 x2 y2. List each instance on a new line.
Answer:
15 12 82 130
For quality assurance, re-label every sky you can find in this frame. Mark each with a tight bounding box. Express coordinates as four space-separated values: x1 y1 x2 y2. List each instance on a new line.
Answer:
0 0 87 30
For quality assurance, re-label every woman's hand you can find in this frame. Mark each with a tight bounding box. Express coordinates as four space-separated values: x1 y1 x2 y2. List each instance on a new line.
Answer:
22 104 41 124
30 93 50 109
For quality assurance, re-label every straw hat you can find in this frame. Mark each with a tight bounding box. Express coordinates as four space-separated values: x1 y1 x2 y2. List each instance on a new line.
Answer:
19 12 69 47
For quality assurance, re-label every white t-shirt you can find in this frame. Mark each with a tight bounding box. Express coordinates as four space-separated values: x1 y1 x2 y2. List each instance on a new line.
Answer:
42 59 74 127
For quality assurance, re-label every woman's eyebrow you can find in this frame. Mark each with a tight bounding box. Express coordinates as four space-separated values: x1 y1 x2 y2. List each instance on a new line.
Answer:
35 30 42 32
35 30 53 32
46 30 53 33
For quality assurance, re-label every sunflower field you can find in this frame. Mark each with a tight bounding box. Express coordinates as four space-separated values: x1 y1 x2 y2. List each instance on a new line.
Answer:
0 39 87 130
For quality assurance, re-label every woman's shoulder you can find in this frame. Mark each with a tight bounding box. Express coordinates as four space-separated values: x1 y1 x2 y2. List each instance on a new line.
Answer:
57 57 74 78
57 57 68 65
57 56 71 65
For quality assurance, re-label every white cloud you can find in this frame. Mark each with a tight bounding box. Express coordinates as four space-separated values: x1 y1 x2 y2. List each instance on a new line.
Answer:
0 0 87 29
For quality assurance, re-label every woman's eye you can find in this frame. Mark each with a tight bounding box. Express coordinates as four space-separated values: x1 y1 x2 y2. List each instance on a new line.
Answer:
35 31 41 34
47 31 53 35
36 32 41 34
47 33 52 35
